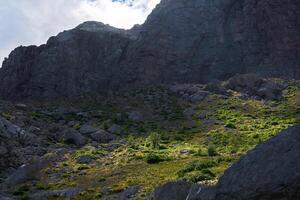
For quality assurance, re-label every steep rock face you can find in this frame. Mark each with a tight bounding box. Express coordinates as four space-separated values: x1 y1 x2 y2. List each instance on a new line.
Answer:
0 22 133 99
0 0 299 99
124 0 300 84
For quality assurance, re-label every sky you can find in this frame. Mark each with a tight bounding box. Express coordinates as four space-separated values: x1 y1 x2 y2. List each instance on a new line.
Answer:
0 0 160 66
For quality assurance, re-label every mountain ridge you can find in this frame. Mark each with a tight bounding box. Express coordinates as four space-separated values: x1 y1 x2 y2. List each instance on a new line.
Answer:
0 0 299 100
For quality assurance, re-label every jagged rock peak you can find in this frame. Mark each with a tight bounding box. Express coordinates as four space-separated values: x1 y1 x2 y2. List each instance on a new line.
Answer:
75 21 126 33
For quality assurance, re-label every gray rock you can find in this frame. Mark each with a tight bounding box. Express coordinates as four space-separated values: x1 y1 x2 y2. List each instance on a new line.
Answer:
117 186 140 200
31 187 82 200
127 111 143 122
213 125 300 200
0 146 8 156
61 128 86 146
189 91 209 102
108 124 124 135
154 181 192 200
5 157 50 187
183 108 195 119
226 74 284 100
0 116 26 138
76 155 93 164
190 125 300 200
79 125 98 135
15 103 28 110
0 193 16 200
90 130 115 143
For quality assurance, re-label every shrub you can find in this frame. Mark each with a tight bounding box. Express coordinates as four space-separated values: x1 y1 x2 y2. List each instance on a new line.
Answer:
127 135 138 149
146 153 164 164
148 132 160 149
189 169 216 183
177 160 217 177
207 144 217 157
225 122 236 129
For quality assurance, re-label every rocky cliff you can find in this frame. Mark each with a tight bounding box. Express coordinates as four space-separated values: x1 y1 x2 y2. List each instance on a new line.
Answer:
0 0 299 100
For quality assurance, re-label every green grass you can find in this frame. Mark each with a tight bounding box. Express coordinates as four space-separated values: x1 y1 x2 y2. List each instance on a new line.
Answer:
12 80 299 199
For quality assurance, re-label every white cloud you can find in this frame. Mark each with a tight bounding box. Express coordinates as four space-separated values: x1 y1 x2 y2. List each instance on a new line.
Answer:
0 0 160 66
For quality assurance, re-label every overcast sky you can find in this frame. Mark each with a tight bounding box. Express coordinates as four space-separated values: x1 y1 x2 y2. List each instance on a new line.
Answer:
0 0 160 66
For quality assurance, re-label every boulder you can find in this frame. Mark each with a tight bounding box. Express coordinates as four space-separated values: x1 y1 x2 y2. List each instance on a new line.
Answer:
213 125 300 200
226 74 284 100
183 108 195 119
0 116 26 138
79 125 98 135
117 186 140 200
127 111 143 122
153 125 300 200
108 124 124 135
154 181 192 200
31 187 82 200
4 157 50 187
76 155 94 164
90 130 115 143
61 129 86 146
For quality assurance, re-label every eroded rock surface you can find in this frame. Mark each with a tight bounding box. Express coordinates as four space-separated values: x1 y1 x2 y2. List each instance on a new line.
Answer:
0 0 299 100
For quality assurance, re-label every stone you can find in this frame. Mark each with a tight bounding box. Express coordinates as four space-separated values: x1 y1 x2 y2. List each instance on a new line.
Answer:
31 187 82 200
183 108 195 119
15 104 28 110
188 125 300 200
5 157 51 187
90 130 115 143
0 116 26 138
79 125 98 135
0 193 16 200
0 146 8 156
214 125 300 200
108 124 124 135
117 186 140 200
61 129 86 146
127 111 143 122
226 74 284 100
154 181 193 200
76 155 94 164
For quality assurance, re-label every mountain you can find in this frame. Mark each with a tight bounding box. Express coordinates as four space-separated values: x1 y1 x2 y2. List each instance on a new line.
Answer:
0 0 299 100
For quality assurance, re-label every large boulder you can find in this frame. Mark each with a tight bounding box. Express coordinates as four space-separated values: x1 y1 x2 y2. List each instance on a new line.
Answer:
154 181 192 200
90 129 115 143
61 128 86 146
154 125 300 200
226 74 284 100
213 125 300 200
79 125 98 135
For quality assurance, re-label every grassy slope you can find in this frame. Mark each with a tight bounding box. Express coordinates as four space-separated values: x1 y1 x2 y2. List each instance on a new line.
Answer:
12 81 299 200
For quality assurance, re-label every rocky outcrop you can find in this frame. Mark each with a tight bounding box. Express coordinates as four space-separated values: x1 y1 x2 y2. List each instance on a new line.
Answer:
0 22 133 100
226 74 284 100
212 124 300 200
0 0 299 100
154 125 300 200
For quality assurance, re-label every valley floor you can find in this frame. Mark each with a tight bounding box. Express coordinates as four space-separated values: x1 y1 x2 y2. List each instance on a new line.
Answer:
0 77 299 199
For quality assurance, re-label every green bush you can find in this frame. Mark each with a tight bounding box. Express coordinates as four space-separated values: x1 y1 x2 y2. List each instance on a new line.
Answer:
207 144 217 157
177 160 217 177
146 153 164 164
188 169 216 183
148 132 160 149
225 122 236 129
